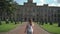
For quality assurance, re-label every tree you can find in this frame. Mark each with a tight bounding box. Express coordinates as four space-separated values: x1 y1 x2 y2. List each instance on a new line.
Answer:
49 17 53 25
0 2 2 25
0 0 19 24
57 10 60 27
37 14 39 24
3 0 19 24
0 18 2 25
45 19 48 24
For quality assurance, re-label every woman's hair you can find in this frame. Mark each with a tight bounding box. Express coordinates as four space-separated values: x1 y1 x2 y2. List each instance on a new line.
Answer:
28 19 33 25
29 19 32 22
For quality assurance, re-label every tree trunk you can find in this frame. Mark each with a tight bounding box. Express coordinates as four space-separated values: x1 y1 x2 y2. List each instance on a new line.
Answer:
15 21 17 24
11 20 13 23
39 22 41 25
49 22 53 25
41 21 44 25
6 21 9 24
0 21 2 25
21 21 22 24
6 19 9 24
58 17 60 27
58 22 60 27
45 22 48 24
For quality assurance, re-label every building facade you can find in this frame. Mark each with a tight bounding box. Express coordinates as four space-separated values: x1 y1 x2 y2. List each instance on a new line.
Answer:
15 0 60 22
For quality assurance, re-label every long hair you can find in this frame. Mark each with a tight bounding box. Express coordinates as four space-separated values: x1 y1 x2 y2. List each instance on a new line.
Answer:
28 19 33 26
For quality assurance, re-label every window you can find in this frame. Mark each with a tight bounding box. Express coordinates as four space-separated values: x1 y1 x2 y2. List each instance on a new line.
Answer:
58 10 60 14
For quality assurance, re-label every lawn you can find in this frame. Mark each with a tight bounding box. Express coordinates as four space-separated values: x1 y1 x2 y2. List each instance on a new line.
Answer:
0 21 20 32
40 23 60 34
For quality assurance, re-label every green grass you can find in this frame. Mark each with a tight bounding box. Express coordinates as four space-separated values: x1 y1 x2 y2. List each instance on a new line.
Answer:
0 21 20 32
40 23 60 34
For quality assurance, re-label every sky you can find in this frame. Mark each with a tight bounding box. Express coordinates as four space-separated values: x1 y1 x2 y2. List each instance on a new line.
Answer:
14 0 60 6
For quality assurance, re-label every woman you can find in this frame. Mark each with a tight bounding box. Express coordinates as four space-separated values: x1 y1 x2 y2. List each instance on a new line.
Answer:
24 19 34 34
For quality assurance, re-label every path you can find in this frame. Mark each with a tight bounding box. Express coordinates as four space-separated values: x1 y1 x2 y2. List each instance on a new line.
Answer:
0 22 51 34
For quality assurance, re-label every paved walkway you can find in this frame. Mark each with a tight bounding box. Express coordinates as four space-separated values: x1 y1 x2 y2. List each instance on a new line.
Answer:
0 22 51 34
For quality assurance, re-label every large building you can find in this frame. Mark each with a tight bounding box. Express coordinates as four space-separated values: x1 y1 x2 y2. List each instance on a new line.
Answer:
15 0 60 22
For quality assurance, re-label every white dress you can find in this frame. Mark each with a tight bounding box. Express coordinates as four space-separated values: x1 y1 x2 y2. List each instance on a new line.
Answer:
27 24 33 33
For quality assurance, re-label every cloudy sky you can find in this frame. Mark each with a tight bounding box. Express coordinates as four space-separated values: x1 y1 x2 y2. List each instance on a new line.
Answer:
15 0 60 6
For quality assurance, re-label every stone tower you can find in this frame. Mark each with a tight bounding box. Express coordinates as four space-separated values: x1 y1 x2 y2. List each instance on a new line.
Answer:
28 0 33 3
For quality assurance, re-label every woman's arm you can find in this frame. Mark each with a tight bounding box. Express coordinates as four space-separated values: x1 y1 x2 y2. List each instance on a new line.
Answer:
24 25 28 33
32 23 34 34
